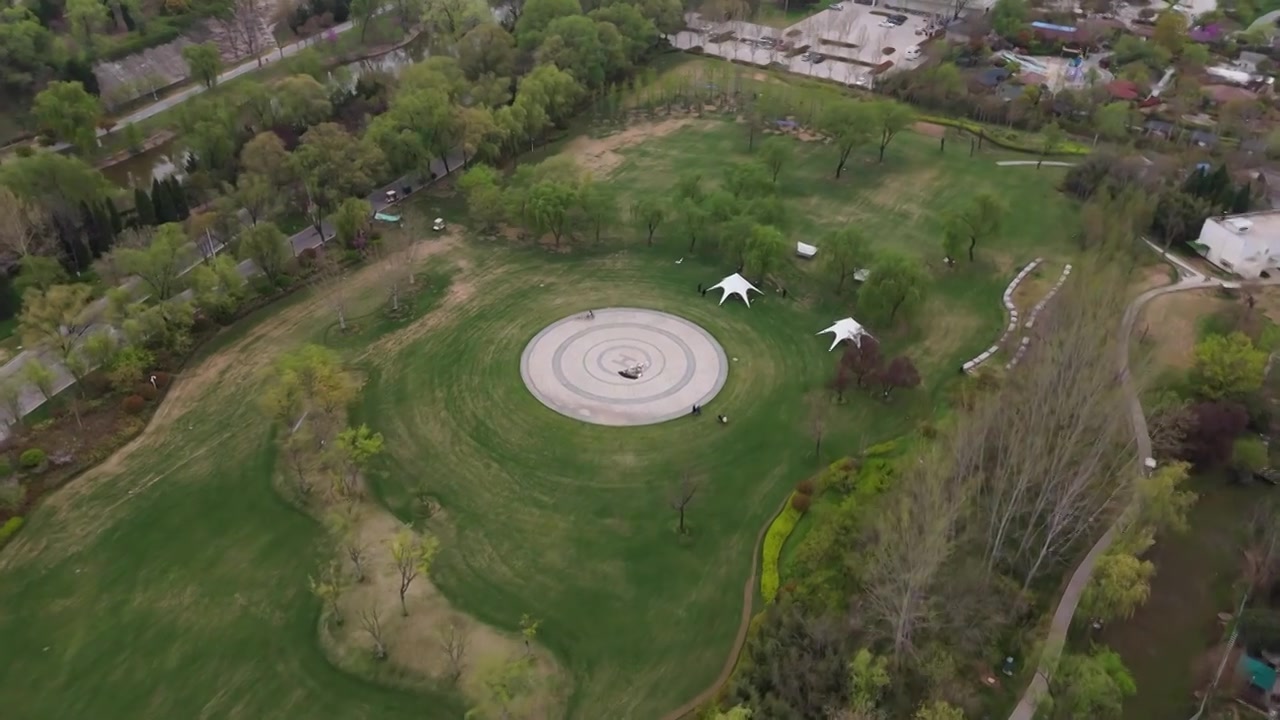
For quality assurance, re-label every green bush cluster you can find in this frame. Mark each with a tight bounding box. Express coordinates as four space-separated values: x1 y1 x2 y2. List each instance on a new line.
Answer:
0 482 24 512
919 115 1091 156
19 449 45 469
0 456 12 478
0 516 23 547
761 499 803 603
97 17 195 63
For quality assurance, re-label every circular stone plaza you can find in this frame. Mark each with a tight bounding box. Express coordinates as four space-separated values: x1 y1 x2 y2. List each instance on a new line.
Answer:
519 307 729 426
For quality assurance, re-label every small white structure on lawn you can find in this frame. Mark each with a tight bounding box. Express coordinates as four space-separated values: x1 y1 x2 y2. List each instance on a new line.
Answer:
796 241 818 259
817 318 871 351
708 273 762 306
1193 210 1280 278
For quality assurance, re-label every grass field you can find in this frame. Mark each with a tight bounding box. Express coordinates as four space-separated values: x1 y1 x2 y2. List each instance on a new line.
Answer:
0 111 1082 718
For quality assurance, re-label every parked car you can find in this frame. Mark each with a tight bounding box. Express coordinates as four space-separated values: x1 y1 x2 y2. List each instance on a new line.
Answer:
904 45 922 60
432 218 446 231
829 2 845 9
878 19 896 27
810 53 825 63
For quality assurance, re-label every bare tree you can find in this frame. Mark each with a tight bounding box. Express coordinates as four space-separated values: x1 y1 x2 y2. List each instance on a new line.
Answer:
807 392 827 459
360 604 389 660
391 528 441 616
858 445 968 667
284 431 313 497
0 187 51 263
326 504 368 582
315 249 351 331
670 474 700 535
438 622 469 684
953 270 1135 591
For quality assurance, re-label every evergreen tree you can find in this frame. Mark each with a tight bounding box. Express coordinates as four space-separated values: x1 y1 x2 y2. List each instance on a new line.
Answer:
152 178 177 223
133 186 156 226
1231 182 1253 214
106 199 123 234
167 177 190 219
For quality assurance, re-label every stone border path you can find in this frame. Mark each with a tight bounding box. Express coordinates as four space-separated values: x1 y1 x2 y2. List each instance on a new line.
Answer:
519 308 728 427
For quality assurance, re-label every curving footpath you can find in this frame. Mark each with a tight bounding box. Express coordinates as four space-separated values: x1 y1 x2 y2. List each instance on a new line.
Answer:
1007 254 1280 720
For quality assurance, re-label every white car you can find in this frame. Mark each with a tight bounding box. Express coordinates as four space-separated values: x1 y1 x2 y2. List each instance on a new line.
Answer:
904 45 922 60
829 3 845 9
878 20 895 27
432 218 446 231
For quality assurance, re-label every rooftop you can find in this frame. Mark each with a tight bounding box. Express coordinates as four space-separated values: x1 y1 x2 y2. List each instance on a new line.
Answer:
1206 210 1280 239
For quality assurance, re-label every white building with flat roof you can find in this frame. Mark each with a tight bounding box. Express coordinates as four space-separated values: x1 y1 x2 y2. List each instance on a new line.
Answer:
1195 211 1280 278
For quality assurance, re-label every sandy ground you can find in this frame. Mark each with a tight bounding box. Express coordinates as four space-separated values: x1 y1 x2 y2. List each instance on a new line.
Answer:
1136 289 1232 371
564 119 709 176
911 121 947 138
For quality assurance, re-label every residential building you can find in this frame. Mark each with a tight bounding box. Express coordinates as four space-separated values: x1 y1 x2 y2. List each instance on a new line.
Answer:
1194 210 1280 278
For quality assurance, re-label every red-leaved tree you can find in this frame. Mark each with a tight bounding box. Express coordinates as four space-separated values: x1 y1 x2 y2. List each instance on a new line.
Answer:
841 336 883 387
875 355 921 400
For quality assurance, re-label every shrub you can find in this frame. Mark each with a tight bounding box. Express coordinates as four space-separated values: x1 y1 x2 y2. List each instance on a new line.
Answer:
795 479 816 496
151 371 171 389
0 516 23 547
0 456 12 478
791 493 812 513
820 456 860 493
108 346 155 393
864 440 899 458
761 501 803 603
122 394 146 414
19 448 45 469
0 482 24 511
136 383 159 401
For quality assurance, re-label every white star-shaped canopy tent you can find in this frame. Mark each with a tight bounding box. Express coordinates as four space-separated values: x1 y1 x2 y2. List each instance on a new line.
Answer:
708 273 762 307
817 318 871 351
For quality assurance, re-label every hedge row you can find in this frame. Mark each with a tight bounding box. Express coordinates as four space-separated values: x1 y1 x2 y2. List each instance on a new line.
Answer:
918 115 1091 156
761 498 802 603
0 517 23 548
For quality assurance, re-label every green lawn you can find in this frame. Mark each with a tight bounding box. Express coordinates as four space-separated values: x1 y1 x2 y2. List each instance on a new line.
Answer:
0 114 1081 718
1102 472 1263 720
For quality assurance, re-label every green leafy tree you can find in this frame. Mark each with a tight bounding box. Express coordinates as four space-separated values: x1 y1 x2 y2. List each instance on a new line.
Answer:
390 527 441 616
332 424 385 497
631 197 667 246
182 42 222 89
14 255 70 297
870 100 915 163
0 7 55 98
528 180 578 247
238 222 290 284
859 253 929 327
1233 436 1269 475
1046 649 1136 720
945 192 1006 262
276 74 333 129
113 223 189 300
1078 552 1154 622
575 178 618 244
458 23 517 82
745 224 787 281
536 15 610 89
515 0 582 49
991 0 1027 36
333 197 373 249
350 0 377 40
22 356 57 405
420 0 489 38
19 283 94 385
823 226 871 293
240 132 295 187
189 254 246 319
65 0 107 46
759 136 788 183
293 124 385 234
1093 102 1131 141
1153 10 1188 55
1191 331 1267 399
367 85 455 177
820 100 873 179
457 164 505 233
847 648 890 711
1038 122 1065 169
32 81 102 152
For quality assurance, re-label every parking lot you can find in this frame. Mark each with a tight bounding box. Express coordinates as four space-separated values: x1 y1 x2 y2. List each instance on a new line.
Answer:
670 7 940 88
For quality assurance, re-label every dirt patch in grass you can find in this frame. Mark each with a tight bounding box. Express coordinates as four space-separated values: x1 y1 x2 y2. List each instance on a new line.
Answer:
321 502 565 715
868 166 940 219
1137 289 1232 372
564 119 710 176
911 122 947 138
1011 262 1059 316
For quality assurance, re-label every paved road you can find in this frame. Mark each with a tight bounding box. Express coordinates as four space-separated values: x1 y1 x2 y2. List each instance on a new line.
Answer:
1006 252 1280 720
0 148 464 438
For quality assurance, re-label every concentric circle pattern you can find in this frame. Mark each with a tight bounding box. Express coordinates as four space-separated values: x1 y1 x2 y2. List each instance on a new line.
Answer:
520 307 729 426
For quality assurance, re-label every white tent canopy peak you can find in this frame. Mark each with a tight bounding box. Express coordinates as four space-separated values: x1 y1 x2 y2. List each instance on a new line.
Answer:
708 273 762 307
817 317 871 351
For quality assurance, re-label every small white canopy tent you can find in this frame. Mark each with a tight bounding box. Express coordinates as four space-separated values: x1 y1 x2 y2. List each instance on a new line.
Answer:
796 241 817 259
709 273 762 306
817 318 871 351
